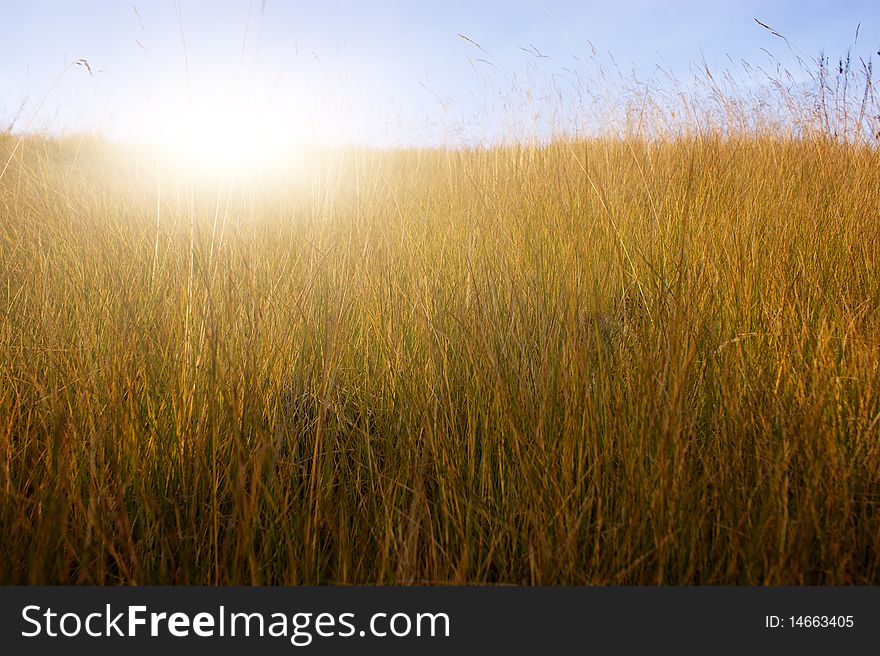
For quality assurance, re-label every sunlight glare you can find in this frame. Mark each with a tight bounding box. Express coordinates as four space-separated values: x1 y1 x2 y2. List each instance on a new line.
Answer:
147 97 308 179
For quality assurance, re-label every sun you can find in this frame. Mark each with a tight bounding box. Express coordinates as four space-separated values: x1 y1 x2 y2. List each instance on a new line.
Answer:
146 96 307 180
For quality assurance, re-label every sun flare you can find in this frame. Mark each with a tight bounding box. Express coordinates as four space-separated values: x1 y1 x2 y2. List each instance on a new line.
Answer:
146 97 308 179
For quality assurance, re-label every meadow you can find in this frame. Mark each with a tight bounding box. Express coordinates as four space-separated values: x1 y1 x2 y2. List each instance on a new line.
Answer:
1 56 879 584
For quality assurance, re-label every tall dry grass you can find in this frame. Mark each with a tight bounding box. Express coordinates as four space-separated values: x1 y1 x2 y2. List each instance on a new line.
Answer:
1 44 879 584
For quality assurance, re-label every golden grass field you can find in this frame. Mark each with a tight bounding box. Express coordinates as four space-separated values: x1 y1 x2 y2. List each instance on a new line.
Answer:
1 57 879 584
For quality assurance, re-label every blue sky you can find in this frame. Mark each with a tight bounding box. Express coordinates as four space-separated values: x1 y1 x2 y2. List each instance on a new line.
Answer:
1 1 878 145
